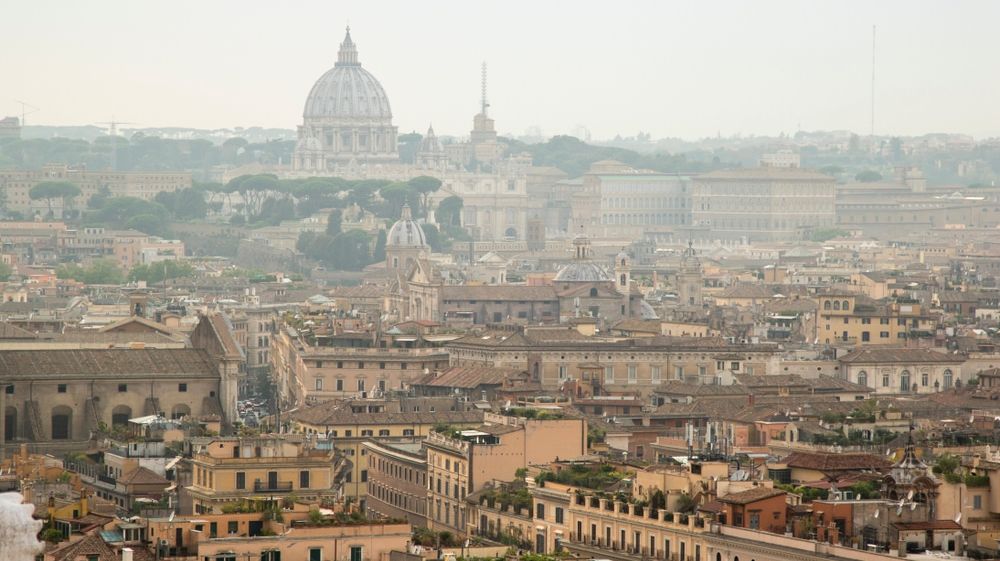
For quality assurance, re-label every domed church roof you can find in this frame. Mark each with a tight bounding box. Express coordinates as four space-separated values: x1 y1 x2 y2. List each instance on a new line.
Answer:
554 233 611 282
302 27 393 120
386 204 428 249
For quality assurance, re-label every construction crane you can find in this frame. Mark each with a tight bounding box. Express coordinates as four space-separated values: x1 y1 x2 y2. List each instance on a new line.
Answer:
95 118 137 171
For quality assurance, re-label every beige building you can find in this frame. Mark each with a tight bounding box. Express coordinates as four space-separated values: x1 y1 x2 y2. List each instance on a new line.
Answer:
446 327 778 397
0 164 190 217
364 440 428 526
815 292 938 346
839 347 965 394
691 167 836 242
425 411 587 536
270 322 449 408
186 435 339 514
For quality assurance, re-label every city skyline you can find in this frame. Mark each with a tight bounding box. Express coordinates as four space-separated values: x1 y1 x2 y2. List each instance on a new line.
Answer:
3 0 1000 141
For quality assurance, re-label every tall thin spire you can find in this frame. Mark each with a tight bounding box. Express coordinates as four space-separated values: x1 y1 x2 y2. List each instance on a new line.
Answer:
480 61 489 116
337 26 360 66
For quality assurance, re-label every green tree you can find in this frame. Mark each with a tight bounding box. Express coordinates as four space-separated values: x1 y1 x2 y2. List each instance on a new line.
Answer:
855 170 883 182
810 228 849 242
57 258 124 285
408 175 442 216
30 181 81 217
397 132 423 164
421 223 445 251
326 209 343 236
88 185 112 209
373 229 387 262
0 262 12 280
128 260 194 284
435 195 463 227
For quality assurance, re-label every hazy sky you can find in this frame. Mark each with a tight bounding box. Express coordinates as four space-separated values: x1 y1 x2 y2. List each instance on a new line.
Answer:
3 1 999 140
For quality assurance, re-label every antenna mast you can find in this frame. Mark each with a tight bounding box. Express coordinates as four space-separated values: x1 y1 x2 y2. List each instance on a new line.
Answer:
96 118 137 172
480 61 488 116
14 100 39 127
870 25 876 151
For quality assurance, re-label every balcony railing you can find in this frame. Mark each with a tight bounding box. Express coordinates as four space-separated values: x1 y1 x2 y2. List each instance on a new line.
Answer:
254 480 293 492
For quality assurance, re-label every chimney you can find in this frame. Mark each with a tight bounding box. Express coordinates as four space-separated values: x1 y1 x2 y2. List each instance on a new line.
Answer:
122 548 134 561
747 393 755 406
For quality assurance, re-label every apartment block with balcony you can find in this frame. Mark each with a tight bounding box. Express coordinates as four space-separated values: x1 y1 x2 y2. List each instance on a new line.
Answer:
815 293 938 347
185 436 339 514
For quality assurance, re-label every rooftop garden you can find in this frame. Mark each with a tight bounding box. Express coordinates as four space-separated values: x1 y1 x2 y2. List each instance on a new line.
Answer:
504 407 565 420
535 463 631 491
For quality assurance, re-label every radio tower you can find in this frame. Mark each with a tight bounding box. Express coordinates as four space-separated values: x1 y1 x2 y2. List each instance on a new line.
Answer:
480 61 489 116
870 25 876 153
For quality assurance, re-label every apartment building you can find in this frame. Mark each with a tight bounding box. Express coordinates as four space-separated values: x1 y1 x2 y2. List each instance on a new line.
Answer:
185 436 339 514
270 323 449 408
838 348 965 395
424 411 587 536
815 293 938 346
364 440 428 526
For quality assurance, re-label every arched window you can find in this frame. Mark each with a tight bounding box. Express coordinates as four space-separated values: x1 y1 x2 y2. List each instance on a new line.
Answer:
833 301 841 310
171 404 191 420
944 369 953 389
620 274 627 286
842 300 850 311
111 405 132 427
589 288 598 297
900 370 911 392
824 300 832 310
857 371 868 387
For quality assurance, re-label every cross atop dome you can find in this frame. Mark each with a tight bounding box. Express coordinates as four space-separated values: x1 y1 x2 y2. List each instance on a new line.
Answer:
337 26 360 66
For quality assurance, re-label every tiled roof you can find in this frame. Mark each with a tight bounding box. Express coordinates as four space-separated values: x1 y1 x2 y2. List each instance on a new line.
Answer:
839 348 962 364
0 349 217 378
47 533 118 561
292 406 484 427
782 451 892 472
414 365 519 389
119 466 169 487
891 520 962 531
718 486 786 505
697 168 834 182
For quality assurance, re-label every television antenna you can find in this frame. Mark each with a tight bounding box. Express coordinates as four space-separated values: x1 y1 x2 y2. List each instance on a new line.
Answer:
13 100 39 127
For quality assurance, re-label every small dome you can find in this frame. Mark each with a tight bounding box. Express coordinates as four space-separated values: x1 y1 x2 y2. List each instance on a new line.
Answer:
554 262 611 282
386 204 428 249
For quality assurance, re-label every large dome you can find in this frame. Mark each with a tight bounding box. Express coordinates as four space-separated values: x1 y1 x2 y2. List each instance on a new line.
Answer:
387 204 428 249
302 28 392 120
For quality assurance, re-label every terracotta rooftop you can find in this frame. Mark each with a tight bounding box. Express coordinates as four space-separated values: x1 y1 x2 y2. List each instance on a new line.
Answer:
839 348 962 364
718 486 786 505
414 365 519 389
782 451 892 472
0 348 217 378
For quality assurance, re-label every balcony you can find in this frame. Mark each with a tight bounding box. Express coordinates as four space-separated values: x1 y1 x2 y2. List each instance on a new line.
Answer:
254 480 293 492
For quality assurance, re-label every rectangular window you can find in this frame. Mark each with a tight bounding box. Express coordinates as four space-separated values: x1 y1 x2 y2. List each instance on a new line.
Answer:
236 472 245 490
880 331 890 338
4 385 12 394
974 495 983 509
882 374 890 387
673 365 683 380
57 384 67 393
379 429 390 436
350 546 363 561
309 548 323 561
536 503 545 520
559 365 568 379
300 470 310 489
361 470 367 482
118 384 127 392
403 429 414 436
357 379 365 392
361 429 373 436
555 507 564 523
178 383 187 392
604 366 614 383
628 365 637 383
749 512 760 529
228 521 238 534
651 366 661 383
315 378 323 391
336 379 344 391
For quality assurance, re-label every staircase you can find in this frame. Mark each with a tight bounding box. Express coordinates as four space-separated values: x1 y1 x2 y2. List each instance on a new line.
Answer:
83 397 101 432
24 400 45 441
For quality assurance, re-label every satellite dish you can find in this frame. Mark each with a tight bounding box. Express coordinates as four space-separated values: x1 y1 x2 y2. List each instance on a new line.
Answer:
910 502 917 511
873 509 880 519
896 506 903 516
898 498 905 507
955 512 962 523
907 490 914 500
886 449 892 456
